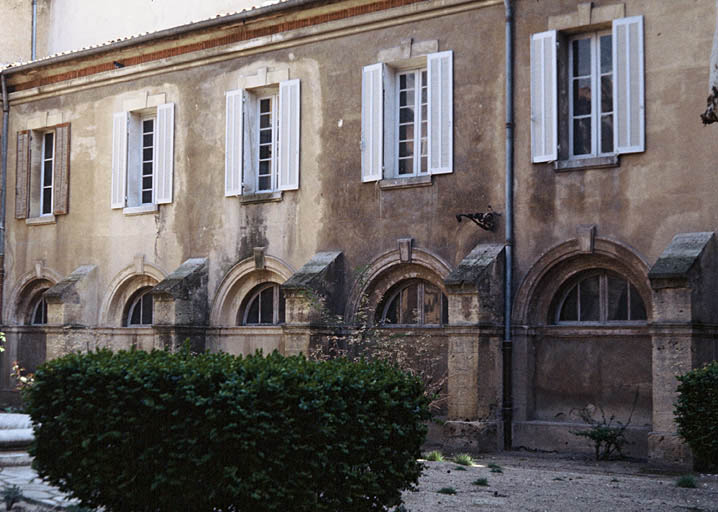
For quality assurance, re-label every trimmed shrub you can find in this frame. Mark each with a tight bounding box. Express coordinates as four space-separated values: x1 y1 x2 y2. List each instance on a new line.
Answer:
24 348 430 512
675 361 718 470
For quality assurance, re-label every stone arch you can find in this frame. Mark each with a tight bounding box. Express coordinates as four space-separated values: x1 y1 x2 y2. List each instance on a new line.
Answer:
99 263 167 327
8 267 63 325
210 255 295 327
514 237 651 326
345 247 452 324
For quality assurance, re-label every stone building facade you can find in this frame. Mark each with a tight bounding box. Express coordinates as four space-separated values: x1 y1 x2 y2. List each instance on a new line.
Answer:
1 0 717 468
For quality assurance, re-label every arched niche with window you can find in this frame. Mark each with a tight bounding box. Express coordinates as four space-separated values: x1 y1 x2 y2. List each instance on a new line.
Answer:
123 287 154 327
238 283 285 326
377 279 448 326
550 270 647 324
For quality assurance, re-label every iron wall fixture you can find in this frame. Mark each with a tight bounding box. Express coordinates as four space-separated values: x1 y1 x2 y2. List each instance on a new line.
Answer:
456 208 500 232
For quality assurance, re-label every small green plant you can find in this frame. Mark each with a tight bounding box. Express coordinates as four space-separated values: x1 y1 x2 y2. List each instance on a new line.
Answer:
571 395 637 460
454 453 473 466
393 506 410 512
437 487 457 495
2 484 23 511
488 462 503 473
425 450 444 462
676 475 697 489
472 478 489 486
453 465 467 471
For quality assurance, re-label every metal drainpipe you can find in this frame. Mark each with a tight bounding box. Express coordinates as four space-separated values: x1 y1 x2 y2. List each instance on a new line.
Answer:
502 0 514 451
32 0 38 60
1 73 10 323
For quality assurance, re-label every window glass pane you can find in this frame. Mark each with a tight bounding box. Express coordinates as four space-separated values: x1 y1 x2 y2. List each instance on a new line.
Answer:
142 176 153 190
572 38 591 77
573 78 592 116
246 294 260 324
130 300 142 325
142 294 153 325
441 294 448 324
400 72 414 89
601 76 613 113
42 189 52 214
601 114 614 154
399 124 414 141
44 133 53 159
573 118 591 155
600 35 612 74
559 285 578 322
143 148 153 161
630 285 647 320
260 130 272 144
258 176 271 191
579 276 600 321
399 106 414 123
397 159 412 175
399 141 413 158
259 98 271 113
260 114 271 129
33 298 47 325
607 276 628 321
142 190 152 204
399 283 419 324
259 145 272 159
260 287 274 324
43 161 53 184
143 119 154 132
384 294 398 324
423 284 441 325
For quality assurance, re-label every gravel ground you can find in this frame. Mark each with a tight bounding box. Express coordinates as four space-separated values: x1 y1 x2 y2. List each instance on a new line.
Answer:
401 452 718 512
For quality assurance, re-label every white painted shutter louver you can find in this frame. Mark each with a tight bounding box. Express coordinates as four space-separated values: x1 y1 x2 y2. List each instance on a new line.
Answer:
278 79 300 191
111 112 128 209
361 63 383 182
613 16 645 154
530 30 558 163
242 90 258 195
225 89 243 196
154 102 174 204
427 51 453 174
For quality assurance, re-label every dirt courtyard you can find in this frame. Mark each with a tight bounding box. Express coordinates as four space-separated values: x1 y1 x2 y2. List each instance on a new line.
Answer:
401 452 718 512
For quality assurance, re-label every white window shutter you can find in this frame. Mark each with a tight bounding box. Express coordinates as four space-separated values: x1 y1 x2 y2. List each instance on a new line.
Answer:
427 50 453 174
530 30 558 163
154 102 174 204
111 112 128 209
613 16 645 154
361 63 383 182
225 89 243 196
278 79 300 191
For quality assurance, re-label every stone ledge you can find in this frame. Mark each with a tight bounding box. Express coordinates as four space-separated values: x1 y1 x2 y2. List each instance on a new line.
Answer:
648 232 714 283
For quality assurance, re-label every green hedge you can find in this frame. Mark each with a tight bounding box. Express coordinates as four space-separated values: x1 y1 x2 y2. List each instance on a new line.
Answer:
24 348 430 512
675 361 718 469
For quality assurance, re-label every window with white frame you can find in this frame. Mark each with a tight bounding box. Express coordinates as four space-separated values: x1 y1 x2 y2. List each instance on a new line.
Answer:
531 16 644 163
111 103 174 211
15 124 71 220
550 270 647 324
238 283 285 325
361 51 453 182
225 80 300 197
124 287 154 327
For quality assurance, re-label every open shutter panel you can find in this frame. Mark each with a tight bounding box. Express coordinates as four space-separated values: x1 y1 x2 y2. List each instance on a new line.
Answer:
15 131 30 219
382 64 396 178
613 16 645 154
154 102 174 204
242 91 257 195
530 30 558 163
225 90 243 196
111 112 128 209
278 79 300 191
361 63 383 182
427 50 453 174
52 123 71 215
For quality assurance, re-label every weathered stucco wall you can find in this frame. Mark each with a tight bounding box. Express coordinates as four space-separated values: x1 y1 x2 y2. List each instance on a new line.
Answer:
0 0 33 65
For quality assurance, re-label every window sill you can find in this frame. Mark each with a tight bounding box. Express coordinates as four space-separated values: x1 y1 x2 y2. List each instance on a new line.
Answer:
123 204 158 216
554 155 619 172
240 191 283 204
25 215 56 226
379 175 432 190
